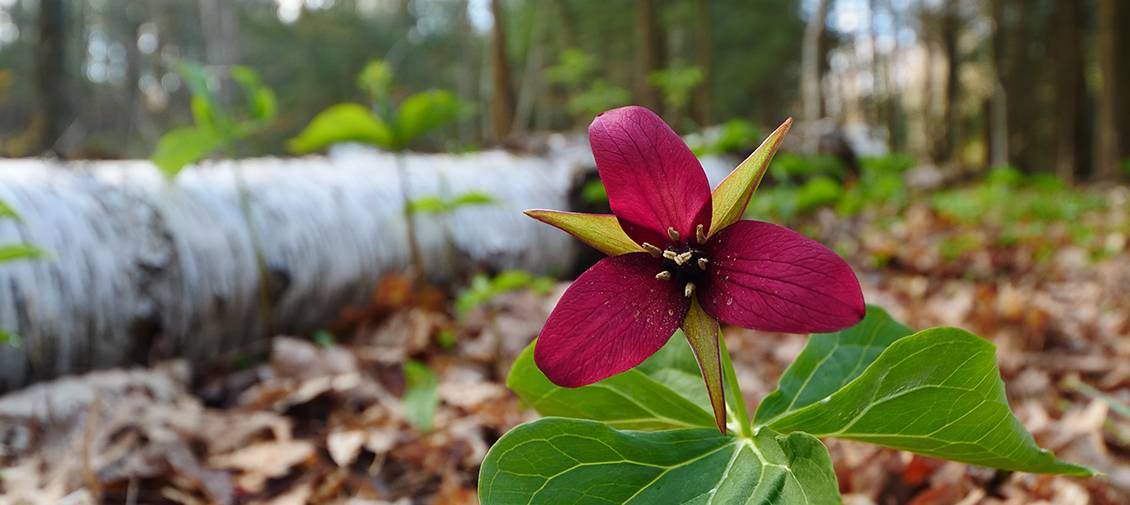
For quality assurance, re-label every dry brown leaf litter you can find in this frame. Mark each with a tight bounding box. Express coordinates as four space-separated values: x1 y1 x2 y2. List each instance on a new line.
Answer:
1 191 1128 504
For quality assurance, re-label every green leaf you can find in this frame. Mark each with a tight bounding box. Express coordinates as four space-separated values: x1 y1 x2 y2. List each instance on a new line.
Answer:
171 59 224 132
455 270 555 318
288 103 394 153
151 127 225 178
0 329 21 347
230 65 278 125
393 90 461 147
190 94 220 132
357 59 393 104
449 191 497 209
506 339 717 431
403 361 438 432
0 244 46 262
479 417 840 505
766 327 1094 476
405 195 449 216
0 200 21 221
755 305 913 425
405 191 494 216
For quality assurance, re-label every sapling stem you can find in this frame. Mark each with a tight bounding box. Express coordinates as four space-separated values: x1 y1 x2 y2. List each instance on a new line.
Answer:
227 141 275 337
720 338 753 438
396 153 425 281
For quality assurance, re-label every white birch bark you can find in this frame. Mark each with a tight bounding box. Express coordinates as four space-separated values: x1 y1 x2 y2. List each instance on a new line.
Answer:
0 145 591 390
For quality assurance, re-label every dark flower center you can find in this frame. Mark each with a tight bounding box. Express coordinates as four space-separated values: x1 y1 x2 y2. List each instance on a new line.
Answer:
645 225 710 297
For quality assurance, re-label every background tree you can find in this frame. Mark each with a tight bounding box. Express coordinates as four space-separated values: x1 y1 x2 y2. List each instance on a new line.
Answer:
33 0 66 154
489 0 514 141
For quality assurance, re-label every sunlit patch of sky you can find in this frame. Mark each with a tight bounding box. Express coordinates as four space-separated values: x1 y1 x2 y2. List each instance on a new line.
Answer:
85 29 127 85
273 0 491 35
0 10 17 47
824 0 919 54
466 0 491 32
275 0 339 24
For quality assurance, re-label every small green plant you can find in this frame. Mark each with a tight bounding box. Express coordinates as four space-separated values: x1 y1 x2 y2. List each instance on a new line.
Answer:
290 60 467 279
455 270 555 319
289 60 465 154
0 329 20 347
580 179 608 206
402 360 439 432
546 49 630 120
769 152 847 184
648 64 704 125
405 191 497 216
0 200 45 347
567 81 632 119
931 166 1106 226
747 153 913 220
690 118 761 156
151 60 277 177
312 329 336 348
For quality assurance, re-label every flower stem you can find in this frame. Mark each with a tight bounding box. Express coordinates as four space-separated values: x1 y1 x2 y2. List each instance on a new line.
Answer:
720 338 753 438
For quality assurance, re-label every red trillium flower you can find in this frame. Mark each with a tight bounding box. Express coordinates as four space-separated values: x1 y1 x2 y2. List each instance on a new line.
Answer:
525 106 865 432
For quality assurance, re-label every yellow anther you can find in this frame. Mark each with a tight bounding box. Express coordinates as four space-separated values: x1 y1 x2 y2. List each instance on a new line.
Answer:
697 257 709 270
663 250 679 261
696 224 707 244
667 227 681 242
641 242 663 258
655 271 672 281
674 252 693 265
684 282 695 297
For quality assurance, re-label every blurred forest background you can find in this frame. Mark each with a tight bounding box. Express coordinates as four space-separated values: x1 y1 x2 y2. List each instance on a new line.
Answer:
1 0 1128 183
3 2 1130 503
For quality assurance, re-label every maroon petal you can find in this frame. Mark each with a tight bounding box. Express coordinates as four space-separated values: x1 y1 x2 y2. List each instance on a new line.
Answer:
535 253 690 387
589 106 712 247
699 220 865 333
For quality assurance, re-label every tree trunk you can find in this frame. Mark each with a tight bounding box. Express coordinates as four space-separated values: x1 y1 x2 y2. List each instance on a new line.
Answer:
198 0 240 68
988 0 1009 169
801 0 829 153
0 147 591 391
692 0 713 127
884 0 902 151
634 0 665 112
937 1 959 163
489 0 515 141
1120 1 1130 161
1096 0 1123 180
457 0 479 146
34 0 67 155
868 0 883 141
511 4 546 135
1053 0 1083 183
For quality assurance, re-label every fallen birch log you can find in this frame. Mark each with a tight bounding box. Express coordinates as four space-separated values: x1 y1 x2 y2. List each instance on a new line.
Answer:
0 143 600 390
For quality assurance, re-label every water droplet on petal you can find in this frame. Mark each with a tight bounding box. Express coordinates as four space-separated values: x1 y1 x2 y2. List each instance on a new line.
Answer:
726 297 734 306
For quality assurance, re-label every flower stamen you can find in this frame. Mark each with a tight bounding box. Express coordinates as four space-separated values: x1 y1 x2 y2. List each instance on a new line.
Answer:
667 227 681 243
674 251 693 265
662 250 679 261
697 257 709 270
655 271 672 281
696 224 707 244
641 242 663 258
684 282 695 297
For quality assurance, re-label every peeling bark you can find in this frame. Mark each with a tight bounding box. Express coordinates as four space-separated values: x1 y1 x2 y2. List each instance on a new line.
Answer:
0 147 591 390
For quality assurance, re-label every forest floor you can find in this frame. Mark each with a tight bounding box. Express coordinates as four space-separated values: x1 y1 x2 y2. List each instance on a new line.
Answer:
2 185 1129 505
